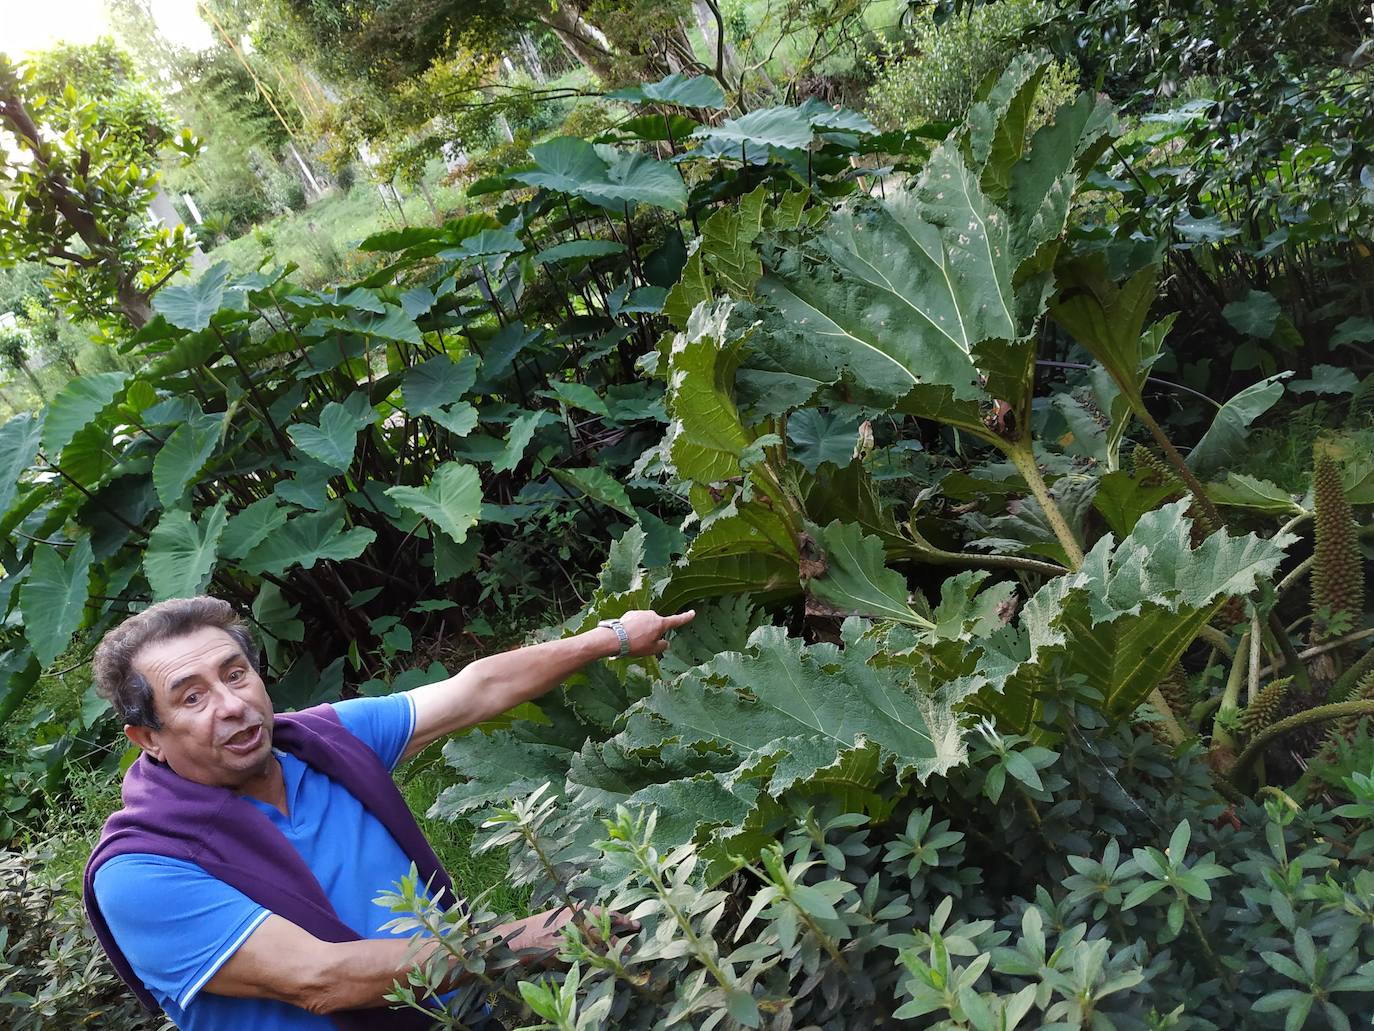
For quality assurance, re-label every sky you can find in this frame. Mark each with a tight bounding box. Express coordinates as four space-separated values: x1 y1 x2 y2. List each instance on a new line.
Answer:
0 0 214 59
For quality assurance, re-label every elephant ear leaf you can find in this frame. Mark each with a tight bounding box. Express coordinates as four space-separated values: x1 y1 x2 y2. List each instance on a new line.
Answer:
20 538 95 668
154 408 223 508
1186 374 1290 479
385 462 483 544
240 506 377 576
152 261 232 331
220 497 289 561
550 467 637 519
287 401 369 471
144 501 230 602
0 413 43 518
41 372 129 457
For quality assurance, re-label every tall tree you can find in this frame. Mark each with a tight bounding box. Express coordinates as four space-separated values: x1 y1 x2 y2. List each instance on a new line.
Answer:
0 41 199 328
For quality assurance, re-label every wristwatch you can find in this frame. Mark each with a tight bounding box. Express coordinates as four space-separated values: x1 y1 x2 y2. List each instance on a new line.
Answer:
597 618 631 659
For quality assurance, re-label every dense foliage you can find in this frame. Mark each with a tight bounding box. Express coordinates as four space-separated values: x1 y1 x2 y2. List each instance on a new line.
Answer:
0 2 1371 1028
385 716 1374 1029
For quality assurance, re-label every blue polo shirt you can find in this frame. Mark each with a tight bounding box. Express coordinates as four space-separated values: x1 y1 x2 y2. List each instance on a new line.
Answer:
93 693 433 1030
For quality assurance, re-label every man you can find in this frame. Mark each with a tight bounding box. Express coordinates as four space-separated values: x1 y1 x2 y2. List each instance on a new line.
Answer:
84 595 693 1030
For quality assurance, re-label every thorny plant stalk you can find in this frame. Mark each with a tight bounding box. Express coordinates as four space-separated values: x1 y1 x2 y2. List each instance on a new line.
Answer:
744 850 849 972
608 817 736 992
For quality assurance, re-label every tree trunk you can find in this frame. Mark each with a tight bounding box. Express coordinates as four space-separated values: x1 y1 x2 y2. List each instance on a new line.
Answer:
692 0 741 82
545 2 619 84
10 356 46 402
415 179 441 221
518 32 548 82
115 281 153 329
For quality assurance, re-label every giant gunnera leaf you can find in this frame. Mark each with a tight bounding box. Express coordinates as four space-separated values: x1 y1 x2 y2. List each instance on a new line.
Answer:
436 618 965 882
962 500 1294 731
736 62 1116 433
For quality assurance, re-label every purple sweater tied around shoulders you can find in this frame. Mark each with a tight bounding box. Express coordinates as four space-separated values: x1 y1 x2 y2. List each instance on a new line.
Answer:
84 704 453 1031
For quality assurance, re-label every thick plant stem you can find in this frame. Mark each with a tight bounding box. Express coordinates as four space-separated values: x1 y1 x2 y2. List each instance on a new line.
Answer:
1266 610 1312 695
1331 646 1374 703
1007 442 1084 570
1212 635 1250 753
1197 624 1237 659
1134 405 1223 532
1230 699 1374 779
1149 688 1189 744
900 526 1068 577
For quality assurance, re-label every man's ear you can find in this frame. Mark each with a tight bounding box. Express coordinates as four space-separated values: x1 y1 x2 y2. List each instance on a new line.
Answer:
125 723 162 761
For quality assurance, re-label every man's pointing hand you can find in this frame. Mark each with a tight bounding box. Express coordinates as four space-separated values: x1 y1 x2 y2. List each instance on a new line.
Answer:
612 609 696 658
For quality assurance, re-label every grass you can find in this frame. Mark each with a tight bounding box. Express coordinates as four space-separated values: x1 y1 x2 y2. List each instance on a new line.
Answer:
398 744 532 919
206 161 469 288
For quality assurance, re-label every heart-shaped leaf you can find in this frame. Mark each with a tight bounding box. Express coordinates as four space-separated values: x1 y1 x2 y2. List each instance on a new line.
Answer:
220 497 290 560
787 409 862 471
153 409 223 507
493 411 550 473
20 538 95 667
287 401 368 470
144 501 229 602
551 467 636 518
41 372 129 457
538 381 609 416
385 462 484 544
404 355 479 415
693 106 815 151
152 261 232 331
533 240 626 266
240 506 377 575
606 73 726 109
0 413 43 518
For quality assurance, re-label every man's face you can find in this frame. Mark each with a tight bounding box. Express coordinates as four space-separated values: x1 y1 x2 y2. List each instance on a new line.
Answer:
124 626 276 790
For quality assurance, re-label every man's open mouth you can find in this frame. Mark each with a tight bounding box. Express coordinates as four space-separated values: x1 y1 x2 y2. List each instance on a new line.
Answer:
222 725 263 752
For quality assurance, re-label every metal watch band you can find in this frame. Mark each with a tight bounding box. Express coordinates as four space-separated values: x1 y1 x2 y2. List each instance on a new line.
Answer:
597 617 631 658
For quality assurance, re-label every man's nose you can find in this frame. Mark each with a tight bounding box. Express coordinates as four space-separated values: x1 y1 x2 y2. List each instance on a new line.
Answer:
214 683 249 718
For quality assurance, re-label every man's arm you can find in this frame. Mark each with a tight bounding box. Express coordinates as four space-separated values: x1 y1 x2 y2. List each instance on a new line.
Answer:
205 909 627 1011
401 609 694 763
204 914 439 1013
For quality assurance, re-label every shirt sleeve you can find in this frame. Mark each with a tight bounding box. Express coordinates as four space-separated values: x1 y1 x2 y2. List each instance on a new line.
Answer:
93 854 271 1010
331 691 417 771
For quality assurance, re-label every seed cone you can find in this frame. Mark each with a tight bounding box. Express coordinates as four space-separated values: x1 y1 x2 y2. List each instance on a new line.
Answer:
1311 453 1365 639
1158 665 1190 718
1131 446 1181 492
1320 668 1374 758
1240 676 1293 738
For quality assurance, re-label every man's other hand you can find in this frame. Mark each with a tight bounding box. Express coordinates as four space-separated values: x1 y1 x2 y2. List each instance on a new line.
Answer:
499 907 640 965
615 609 696 658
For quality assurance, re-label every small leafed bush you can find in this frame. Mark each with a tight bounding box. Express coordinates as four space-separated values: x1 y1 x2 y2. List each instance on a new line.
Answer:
0 845 168 1030
386 711 1374 1030
865 0 1074 129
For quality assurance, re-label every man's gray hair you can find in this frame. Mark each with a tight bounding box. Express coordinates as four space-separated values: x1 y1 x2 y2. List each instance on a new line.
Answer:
92 596 259 728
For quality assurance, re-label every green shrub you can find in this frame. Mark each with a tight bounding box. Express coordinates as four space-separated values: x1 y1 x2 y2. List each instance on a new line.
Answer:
0 844 168 1030
389 712 1374 1028
865 0 1074 129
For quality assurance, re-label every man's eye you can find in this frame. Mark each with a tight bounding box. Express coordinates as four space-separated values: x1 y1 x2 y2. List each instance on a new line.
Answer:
183 693 199 706
227 669 243 682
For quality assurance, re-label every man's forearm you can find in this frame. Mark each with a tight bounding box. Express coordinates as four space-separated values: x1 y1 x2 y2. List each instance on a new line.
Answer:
206 914 448 1013
404 626 619 759
457 627 621 717
300 936 441 1014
